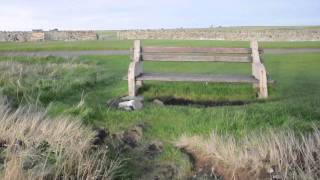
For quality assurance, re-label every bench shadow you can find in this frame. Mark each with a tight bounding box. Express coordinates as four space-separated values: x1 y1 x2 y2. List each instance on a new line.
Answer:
158 97 248 107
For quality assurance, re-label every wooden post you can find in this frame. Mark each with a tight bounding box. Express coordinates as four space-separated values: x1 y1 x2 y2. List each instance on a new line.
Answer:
259 65 268 98
128 40 143 96
251 40 268 98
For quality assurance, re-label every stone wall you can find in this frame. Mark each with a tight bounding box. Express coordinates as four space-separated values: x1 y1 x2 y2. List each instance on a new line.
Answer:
0 31 31 42
2 28 320 42
118 28 320 41
0 30 98 42
45 30 98 41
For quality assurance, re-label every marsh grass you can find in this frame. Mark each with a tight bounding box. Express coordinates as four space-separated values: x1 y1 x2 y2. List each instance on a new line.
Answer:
0 96 121 180
0 42 320 178
176 129 320 180
0 58 97 106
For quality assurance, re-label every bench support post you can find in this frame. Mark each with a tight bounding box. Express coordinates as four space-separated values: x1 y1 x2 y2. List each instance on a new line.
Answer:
128 40 143 96
251 40 268 99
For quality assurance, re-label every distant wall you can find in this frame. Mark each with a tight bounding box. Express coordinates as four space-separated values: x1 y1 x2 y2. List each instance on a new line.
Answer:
0 30 98 42
45 30 98 41
0 31 31 42
2 28 320 42
118 28 320 41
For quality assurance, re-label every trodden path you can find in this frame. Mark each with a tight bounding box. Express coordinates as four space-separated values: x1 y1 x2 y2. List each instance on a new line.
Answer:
0 50 130 57
0 48 320 57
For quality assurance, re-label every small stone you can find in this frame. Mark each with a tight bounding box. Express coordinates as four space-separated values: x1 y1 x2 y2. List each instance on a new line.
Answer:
118 100 143 110
153 99 164 106
106 98 122 108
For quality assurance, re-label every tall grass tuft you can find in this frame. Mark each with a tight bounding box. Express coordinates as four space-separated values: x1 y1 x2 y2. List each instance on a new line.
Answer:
176 129 320 180
0 60 95 105
0 96 121 180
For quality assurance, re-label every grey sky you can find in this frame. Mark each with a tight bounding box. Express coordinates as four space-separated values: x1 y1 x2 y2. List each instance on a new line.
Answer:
0 0 319 30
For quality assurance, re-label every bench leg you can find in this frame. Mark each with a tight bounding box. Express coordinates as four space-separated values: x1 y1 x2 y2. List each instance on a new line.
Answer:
128 78 136 97
258 70 268 99
128 61 143 97
128 63 137 97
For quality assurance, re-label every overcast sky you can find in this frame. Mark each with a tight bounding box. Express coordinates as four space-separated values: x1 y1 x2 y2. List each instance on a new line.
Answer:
0 0 319 31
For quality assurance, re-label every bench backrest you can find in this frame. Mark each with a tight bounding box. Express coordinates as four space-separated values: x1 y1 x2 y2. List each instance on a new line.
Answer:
133 43 263 63
129 40 268 98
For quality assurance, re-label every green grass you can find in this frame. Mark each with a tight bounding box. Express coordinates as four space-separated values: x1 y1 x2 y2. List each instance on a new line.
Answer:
1 53 319 140
1 41 320 178
1 40 320 52
0 40 132 52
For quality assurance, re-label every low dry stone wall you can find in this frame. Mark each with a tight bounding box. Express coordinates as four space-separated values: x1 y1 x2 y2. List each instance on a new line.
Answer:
118 28 320 41
44 31 98 41
0 30 98 42
2 28 320 42
0 31 31 42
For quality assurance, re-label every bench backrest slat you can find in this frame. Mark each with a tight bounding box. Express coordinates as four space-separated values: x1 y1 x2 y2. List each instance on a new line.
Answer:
142 47 252 54
142 54 252 62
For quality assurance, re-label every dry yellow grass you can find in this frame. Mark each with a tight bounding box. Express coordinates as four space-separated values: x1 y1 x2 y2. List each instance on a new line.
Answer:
176 129 320 180
0 96 121 180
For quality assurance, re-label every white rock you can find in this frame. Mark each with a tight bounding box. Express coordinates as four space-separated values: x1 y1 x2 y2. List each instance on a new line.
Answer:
120 96 144 102
118 100 143 110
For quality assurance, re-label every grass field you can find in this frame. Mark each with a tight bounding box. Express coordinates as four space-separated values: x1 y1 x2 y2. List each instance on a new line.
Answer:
1 40 320 52
0 40 320 178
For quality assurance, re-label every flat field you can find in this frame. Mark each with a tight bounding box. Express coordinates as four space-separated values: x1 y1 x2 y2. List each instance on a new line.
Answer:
0 40 319 178
1 40 320 52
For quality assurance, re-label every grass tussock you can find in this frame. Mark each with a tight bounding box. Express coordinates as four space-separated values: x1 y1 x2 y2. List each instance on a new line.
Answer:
176 130 320 180
0 59 97 105
0 97 120 180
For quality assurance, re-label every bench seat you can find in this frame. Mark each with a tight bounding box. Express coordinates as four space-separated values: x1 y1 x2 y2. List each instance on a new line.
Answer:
136 73 258 83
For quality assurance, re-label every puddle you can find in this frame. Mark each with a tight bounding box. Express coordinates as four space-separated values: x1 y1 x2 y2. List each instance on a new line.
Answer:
155 97 249 107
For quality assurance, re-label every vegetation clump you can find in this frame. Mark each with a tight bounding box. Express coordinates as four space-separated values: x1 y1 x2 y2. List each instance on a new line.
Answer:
177 130 320 180
0 97 121 180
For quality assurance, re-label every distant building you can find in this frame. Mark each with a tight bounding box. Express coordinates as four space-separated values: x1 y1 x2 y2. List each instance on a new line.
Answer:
31 29 45 41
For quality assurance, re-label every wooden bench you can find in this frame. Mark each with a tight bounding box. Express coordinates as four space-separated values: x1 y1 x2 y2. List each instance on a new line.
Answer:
127 40 270 99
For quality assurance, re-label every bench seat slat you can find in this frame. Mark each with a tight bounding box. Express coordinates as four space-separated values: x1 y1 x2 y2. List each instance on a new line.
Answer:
136 73 258 83
143 47 252 54
142 54 252 62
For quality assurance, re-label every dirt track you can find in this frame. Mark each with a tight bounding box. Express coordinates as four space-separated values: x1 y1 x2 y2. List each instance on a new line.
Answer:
0 50 129 57
0 48 320 57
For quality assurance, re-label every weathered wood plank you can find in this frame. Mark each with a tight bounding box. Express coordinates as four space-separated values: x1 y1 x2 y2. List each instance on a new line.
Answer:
259 67 268 98
128 40 143 96
142 54 252 62
250 41 261 63
143 47 252 54
136 73 258 83
250 40 268 98
133 40 141 62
